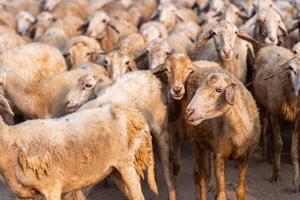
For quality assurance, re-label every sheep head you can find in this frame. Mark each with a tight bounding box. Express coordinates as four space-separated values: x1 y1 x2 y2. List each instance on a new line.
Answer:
40 0 61 11
196 20 259 61
255 6 288 45
79 11 111 39
30 12 56 39
65 74 111 112
157 3 177 31
63 36 103 68
104 51 137 81
185 73 237 125
147 38 174 70
16 11 36 36
163 54 196 100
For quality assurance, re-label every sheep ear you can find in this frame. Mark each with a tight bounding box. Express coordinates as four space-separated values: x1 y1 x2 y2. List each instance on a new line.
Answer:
237 30 261 47
236 10 249 19
150 9 159 20
225 83 237 105
108 23 120 34
77 21 89 34
287 20 299 33
0 95 14 116
279 21 288 36
151 64 167 77
128 62 137 71
134 49 149 63
29 27 36 39
195 31 214 49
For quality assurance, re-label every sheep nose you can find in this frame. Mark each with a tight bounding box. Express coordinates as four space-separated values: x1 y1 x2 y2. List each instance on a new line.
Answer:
269 36 276 42
65 99 70 106
185 108 194 118
222 48 232 58
173 86 182 94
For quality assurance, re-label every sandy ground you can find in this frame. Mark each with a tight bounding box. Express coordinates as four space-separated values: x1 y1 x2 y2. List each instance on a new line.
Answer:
0 144 299 200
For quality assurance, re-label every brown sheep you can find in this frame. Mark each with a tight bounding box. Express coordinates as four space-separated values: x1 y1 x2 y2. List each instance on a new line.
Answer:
253 46 300 191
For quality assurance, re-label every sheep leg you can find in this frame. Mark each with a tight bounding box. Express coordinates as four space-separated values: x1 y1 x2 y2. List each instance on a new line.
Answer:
43 189 62 200
118 166 145 200
193 146 207 200
262 112 270 161
214 154 226 200
157 131 176 200
270 115 282 182
291 120 300 192
236 154 249 200
171 130 181 177
110 170 131 199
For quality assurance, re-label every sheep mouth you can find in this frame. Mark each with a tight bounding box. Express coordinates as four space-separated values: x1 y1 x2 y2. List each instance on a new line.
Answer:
186 116 203 125
66 104 79 112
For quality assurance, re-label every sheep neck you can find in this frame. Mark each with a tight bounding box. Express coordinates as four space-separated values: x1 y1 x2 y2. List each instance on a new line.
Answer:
222 92 252 147
4 71 39 117
221 58 235 75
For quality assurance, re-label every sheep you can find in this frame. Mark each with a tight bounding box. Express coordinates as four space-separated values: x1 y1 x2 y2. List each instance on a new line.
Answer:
63 36 104 69
140 21 168 43
65 70 176 200
30 12 57 39
0 99 157 200
0 8 16 30
240 3 288 46
194 20 258 83
253 46 300 191
0 63 108 119
141 21 200 70
79 11 137 52
101 33 147 80
156 3 198 32
15 11 36 36
0 42 67 84
36 16 84 51
127 0 157 27
0 30 25 54
186 72 260 200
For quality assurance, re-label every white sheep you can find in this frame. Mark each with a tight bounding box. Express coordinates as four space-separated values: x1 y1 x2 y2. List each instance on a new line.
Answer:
140 21 168 43
0 99 157 200
0 42 67 84
0 63 108 119
65 70 176 200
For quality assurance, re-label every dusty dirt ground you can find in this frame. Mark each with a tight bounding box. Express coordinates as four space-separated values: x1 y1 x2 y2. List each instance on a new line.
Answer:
0 144 299 200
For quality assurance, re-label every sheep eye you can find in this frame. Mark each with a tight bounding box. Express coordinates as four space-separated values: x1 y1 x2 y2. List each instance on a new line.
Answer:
102 19 107 23
216 88 222 93
85 83 93 88
125 61 130 65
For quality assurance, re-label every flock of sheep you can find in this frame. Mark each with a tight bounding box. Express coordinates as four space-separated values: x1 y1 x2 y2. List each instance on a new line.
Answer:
0 0 299 199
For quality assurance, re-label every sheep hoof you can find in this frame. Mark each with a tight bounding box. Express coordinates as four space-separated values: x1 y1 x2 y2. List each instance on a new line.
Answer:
270 172 281 183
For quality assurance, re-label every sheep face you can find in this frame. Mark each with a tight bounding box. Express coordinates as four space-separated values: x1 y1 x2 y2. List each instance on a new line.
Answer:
292 42 300 55
86 12 110 39
104 51 136 81
164 54 195 100
256 8 287 45
285 56 300 96
186 73 236 125
158 4 177 31
32 12 56 39
64 43 97 67
65 75 100 112
148 38 173 70
41 0 61 11
16 11 35 36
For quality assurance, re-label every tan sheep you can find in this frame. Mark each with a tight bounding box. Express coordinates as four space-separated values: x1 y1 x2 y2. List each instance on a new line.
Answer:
186 72 260 200
0 63 108 119
0 42 67 84
63 36 104 69
0 101 157 200
79 11 137 52
195 20 258 83
253 46 300 191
